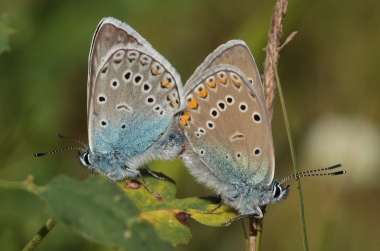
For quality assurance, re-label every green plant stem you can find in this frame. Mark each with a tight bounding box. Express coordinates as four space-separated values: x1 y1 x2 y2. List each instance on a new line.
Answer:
274 62 309 251
0 175 42 195
22 218 56 251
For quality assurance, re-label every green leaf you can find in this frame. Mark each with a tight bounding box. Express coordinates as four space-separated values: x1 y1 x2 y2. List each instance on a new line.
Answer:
0 14 12 55
22 169 238 249
116 171 238 228
41 175 172 251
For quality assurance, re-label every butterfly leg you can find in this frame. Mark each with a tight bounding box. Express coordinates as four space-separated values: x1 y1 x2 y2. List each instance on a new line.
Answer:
221 207 263 225
199 201 223 214
145 164 168 181
221 214 253 225
138 172 162 199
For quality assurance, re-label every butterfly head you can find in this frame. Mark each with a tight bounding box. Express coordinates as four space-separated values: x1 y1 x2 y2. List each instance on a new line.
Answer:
271 181 290 203
221 180 289 216
78 149 93 170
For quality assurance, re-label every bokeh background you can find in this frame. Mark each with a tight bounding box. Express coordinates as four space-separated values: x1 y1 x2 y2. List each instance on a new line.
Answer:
0 0 379 250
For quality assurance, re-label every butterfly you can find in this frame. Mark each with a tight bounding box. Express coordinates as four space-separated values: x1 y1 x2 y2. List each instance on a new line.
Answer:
36 17 184 188
179 40 345 223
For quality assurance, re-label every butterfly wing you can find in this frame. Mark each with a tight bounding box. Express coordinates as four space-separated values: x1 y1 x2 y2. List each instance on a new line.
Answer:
180 40 274 188
88 18 182 168
185 40 266 103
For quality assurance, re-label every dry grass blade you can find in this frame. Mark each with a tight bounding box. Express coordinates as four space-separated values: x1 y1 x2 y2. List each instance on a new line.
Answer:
248 0 289 250
263 0 288 121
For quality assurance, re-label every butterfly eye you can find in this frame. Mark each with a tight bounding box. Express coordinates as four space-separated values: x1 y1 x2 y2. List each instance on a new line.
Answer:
226 194 239 202
83 152 91 166
273 185 282 198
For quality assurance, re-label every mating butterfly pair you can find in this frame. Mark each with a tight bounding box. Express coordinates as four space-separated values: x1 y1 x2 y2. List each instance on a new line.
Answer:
36 17 345 222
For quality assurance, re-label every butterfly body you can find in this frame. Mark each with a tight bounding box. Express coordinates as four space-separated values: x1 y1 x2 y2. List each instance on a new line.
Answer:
179 40 288 217
79 17 184 181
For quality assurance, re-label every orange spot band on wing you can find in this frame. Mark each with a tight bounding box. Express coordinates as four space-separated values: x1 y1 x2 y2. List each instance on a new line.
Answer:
151 68 161 75
187 97 199 109
219 74 227 84
180 112 191 127
207 79 216 88
170 101 178 107
232 80 241 88
161 78 172 88
197 88 208 98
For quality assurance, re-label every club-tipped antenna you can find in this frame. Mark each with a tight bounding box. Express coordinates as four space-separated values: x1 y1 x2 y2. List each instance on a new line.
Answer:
57 134 88 148
34 146 86 157
278 164 346 186
34 134 88 157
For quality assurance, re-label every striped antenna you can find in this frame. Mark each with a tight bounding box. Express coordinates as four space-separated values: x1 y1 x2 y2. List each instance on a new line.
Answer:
278 164 346 186
57 134 88 148
34 134 88 157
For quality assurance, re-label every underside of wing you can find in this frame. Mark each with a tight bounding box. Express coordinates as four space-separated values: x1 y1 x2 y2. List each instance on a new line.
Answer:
87 18 182 157
180 65 274 187
186 40 265 103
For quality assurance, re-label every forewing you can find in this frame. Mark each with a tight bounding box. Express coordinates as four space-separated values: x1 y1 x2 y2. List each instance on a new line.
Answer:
181 41 274 186
186 40 265 102
88 18 182 156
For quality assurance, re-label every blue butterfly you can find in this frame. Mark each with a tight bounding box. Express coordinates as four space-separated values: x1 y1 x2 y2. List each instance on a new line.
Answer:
36 17 184 188
179 40 345 223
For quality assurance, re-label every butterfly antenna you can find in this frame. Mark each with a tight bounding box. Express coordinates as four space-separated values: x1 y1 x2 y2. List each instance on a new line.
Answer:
278 164 346 186
34 146 86 157
57 134 88 148
34 134 88 157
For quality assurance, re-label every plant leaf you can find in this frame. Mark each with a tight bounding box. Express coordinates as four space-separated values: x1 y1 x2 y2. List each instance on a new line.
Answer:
38 170 238 249
41 175 172 251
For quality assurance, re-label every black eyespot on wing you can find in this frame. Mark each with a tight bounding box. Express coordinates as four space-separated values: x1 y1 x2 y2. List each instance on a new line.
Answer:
211 109 218 117
135 75 142 83
99 96 106 102
218 102 226 110
240 104 247 111
254 148 261 156
254 114 261 122
124 72 131 80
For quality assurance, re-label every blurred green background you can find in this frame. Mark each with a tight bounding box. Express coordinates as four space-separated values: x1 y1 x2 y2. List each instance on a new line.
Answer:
0 0 379 250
